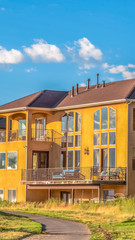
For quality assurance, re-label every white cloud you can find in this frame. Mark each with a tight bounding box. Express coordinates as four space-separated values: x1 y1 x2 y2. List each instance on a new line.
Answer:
79 63 96 70
64 44 74 53
25 67 37 73
75 37 102 61
128 64 135 68
108 77 115 82
24 40 64 62
79 82 86 87
109 65 127 74
0 46 23 64
1 8 5 11
122 71 135 79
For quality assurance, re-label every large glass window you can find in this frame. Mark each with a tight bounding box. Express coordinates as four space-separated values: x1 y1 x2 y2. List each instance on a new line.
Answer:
101 132 108 145
110 108 116 129
18 120 26 137
75 112 81 132
109 148 115 168
61 136 67 148
61 114 67 133
94 110 100 130
68 135 73 147
7 152 17 169
8 189 16 202
68 151 73 168
0 153 5 169
75 150 80 168
68 112 74 132
101 107 108 129
75 135 81 147
93 149 99 168
94 133 100 146
109 132 116 145
0 190 4 201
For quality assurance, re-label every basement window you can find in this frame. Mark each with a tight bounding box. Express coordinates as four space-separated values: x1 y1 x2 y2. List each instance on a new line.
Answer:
8 189 16 202
0 190 4 201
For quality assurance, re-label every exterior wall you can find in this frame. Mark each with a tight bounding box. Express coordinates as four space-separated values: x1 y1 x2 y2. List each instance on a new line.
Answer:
0 111 27 202
128 103 135 196
101 184 126 199
26 189 48 202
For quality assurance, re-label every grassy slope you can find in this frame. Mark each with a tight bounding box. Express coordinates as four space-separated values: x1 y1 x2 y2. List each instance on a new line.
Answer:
0 197 135 240
0 211 42 240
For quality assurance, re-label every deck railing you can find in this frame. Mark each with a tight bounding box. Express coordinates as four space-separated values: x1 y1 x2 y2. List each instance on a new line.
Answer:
0 130 6 142
8 129 26 142
21 167 126 182
31 128 61 143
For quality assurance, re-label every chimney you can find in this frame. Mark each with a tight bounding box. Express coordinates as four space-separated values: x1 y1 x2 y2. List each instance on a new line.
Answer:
102 80 105 88
71 86 74 97
76 83 79 95
87 78 90 89
96 73 99 88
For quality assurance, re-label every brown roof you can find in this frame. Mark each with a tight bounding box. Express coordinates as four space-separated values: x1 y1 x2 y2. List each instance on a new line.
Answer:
0 90 68 111
0 78 135 111
56 79 135 108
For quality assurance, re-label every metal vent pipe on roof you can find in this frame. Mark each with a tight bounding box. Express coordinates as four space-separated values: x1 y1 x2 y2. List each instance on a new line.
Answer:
71 86 74 97
102 80 105 88
87 78 90 89
96 73 99 88
76 83 79 95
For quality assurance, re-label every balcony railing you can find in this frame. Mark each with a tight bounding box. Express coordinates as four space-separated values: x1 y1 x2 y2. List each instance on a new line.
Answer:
21 167 126 183
31 128 61 143
0 130 6 142
8 129 26 142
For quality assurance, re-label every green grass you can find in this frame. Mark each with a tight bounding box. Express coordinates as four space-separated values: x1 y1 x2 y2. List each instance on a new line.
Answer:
1 198 135 239
0 211 42 239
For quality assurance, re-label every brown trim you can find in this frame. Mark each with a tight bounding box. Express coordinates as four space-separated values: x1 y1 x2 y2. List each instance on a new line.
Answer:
27 185 99 190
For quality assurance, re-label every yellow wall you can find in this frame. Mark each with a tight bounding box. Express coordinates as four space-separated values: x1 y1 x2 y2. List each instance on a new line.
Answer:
0 111 27 202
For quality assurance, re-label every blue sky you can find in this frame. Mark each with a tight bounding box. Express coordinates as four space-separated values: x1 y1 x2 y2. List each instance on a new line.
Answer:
0 0 135 105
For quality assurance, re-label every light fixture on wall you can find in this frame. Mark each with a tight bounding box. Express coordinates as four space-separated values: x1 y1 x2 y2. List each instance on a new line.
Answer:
84 147 89 155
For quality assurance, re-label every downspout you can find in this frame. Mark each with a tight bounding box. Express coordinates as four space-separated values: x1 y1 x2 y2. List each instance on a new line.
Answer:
127 100 132 197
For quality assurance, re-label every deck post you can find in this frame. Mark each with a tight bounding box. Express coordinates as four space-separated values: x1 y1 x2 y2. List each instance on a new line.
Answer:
72 188 74 205
48 188 51 200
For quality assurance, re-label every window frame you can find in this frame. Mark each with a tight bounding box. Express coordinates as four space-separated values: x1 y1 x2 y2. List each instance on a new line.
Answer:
109 108 116 130
109 148 116 168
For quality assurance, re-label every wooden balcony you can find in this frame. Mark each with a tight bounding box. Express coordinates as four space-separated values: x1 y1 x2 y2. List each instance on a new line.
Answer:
21 167 126 185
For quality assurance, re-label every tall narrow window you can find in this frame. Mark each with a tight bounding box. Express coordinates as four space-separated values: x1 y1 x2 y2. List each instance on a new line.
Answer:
68 112 74 132
93 149 99 168
75 112 81 132
109 148 115 168
101 107 108 129
0 153 5 169
94 133 100 146
68 135 73 147
61 114 67 133
75 135 81 147
75 150 80 168
94 110 100 130
61 151 66 168
110 108 116 129
68 151 73 168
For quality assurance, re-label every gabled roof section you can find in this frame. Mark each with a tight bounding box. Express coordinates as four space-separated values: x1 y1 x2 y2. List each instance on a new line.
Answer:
0 90 68 111
56 78 135 108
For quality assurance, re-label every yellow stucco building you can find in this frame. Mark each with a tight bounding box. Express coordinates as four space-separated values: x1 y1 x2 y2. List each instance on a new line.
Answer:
0 77 135 203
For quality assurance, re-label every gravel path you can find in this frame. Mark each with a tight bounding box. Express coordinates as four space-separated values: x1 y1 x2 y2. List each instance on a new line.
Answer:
4 211 91 240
